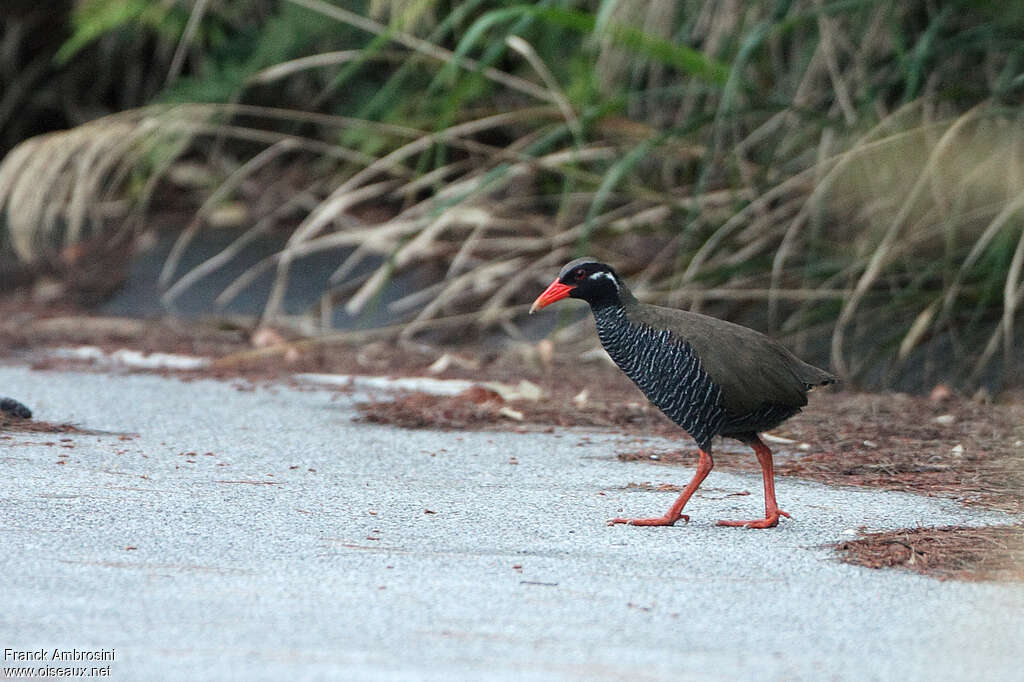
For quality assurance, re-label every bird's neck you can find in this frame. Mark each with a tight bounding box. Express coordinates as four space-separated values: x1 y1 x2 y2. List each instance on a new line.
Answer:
591 302 627 326
587 281 638 313
589 281 640 340
591 300 636 362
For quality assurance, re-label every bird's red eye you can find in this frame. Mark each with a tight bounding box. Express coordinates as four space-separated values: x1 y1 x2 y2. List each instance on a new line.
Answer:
574 270 586 280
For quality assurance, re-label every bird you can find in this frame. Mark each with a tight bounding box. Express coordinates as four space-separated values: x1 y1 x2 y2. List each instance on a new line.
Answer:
530 258 835 528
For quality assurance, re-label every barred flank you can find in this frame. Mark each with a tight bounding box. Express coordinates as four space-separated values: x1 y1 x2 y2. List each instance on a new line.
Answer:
594 306 725 450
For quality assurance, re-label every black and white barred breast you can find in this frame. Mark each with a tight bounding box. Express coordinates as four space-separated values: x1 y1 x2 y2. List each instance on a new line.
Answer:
593 307 725 449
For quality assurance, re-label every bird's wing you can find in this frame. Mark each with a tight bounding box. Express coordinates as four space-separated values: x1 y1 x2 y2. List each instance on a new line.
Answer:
629 304 826 414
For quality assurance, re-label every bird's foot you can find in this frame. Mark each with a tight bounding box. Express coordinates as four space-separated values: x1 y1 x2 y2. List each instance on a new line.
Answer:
716 510 790 529
607 514 688 527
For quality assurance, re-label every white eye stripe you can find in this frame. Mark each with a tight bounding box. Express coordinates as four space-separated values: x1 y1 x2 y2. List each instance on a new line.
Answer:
588 271 619 289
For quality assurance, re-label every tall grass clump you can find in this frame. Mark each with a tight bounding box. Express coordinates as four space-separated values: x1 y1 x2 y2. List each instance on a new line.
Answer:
2 0 1024 390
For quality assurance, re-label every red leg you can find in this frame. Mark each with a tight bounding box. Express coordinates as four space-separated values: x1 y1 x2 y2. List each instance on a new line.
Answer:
717 435 791 529
608 449 713 527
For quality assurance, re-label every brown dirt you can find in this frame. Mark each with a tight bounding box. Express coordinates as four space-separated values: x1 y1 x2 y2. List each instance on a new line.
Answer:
0 417 98 435
776 392 1024 516
835 525 1024 582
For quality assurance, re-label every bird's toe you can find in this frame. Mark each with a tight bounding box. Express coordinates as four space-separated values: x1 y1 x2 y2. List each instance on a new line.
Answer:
716 512 788 529
608 514 686 527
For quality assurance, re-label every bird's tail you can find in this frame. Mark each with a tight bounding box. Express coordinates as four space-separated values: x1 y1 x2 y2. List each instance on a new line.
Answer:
799 364 838 390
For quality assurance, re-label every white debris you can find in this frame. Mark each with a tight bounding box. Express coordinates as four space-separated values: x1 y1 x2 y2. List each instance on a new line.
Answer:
482 379 544 402
427 353 480 374
762 433 797 445
537 339 554 366
427 354 452 373
580 347 617 365
51 346 210 370
298 374 546 401
297 374 475 395
932 414 956 425
498 406 524 421
251 327 288 348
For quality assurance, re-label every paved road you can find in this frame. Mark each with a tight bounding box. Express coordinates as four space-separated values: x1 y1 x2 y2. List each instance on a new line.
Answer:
1 364 1021 681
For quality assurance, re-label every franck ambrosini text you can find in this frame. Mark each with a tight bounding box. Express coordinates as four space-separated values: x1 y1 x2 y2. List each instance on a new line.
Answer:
4 648 114 678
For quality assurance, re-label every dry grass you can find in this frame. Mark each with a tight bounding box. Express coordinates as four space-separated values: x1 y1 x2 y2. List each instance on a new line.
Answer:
5 1 1024 391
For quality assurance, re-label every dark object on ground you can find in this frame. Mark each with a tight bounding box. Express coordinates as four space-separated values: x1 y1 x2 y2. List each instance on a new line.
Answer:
0 397 31 419
531 258 836 528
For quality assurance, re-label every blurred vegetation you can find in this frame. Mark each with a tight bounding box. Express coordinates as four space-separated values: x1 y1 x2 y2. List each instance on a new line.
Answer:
2 0 1024 390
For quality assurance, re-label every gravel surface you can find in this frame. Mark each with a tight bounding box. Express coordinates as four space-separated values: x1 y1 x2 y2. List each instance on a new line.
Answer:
1 365 1022 681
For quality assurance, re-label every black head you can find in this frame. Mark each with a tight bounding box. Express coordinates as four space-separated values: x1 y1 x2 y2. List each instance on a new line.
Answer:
530 258 630 313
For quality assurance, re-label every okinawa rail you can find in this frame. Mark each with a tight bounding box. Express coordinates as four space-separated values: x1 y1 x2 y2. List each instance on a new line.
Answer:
530 258 836 529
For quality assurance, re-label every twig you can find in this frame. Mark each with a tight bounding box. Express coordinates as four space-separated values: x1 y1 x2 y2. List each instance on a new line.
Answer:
166 0 212 88
505 35 581 140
